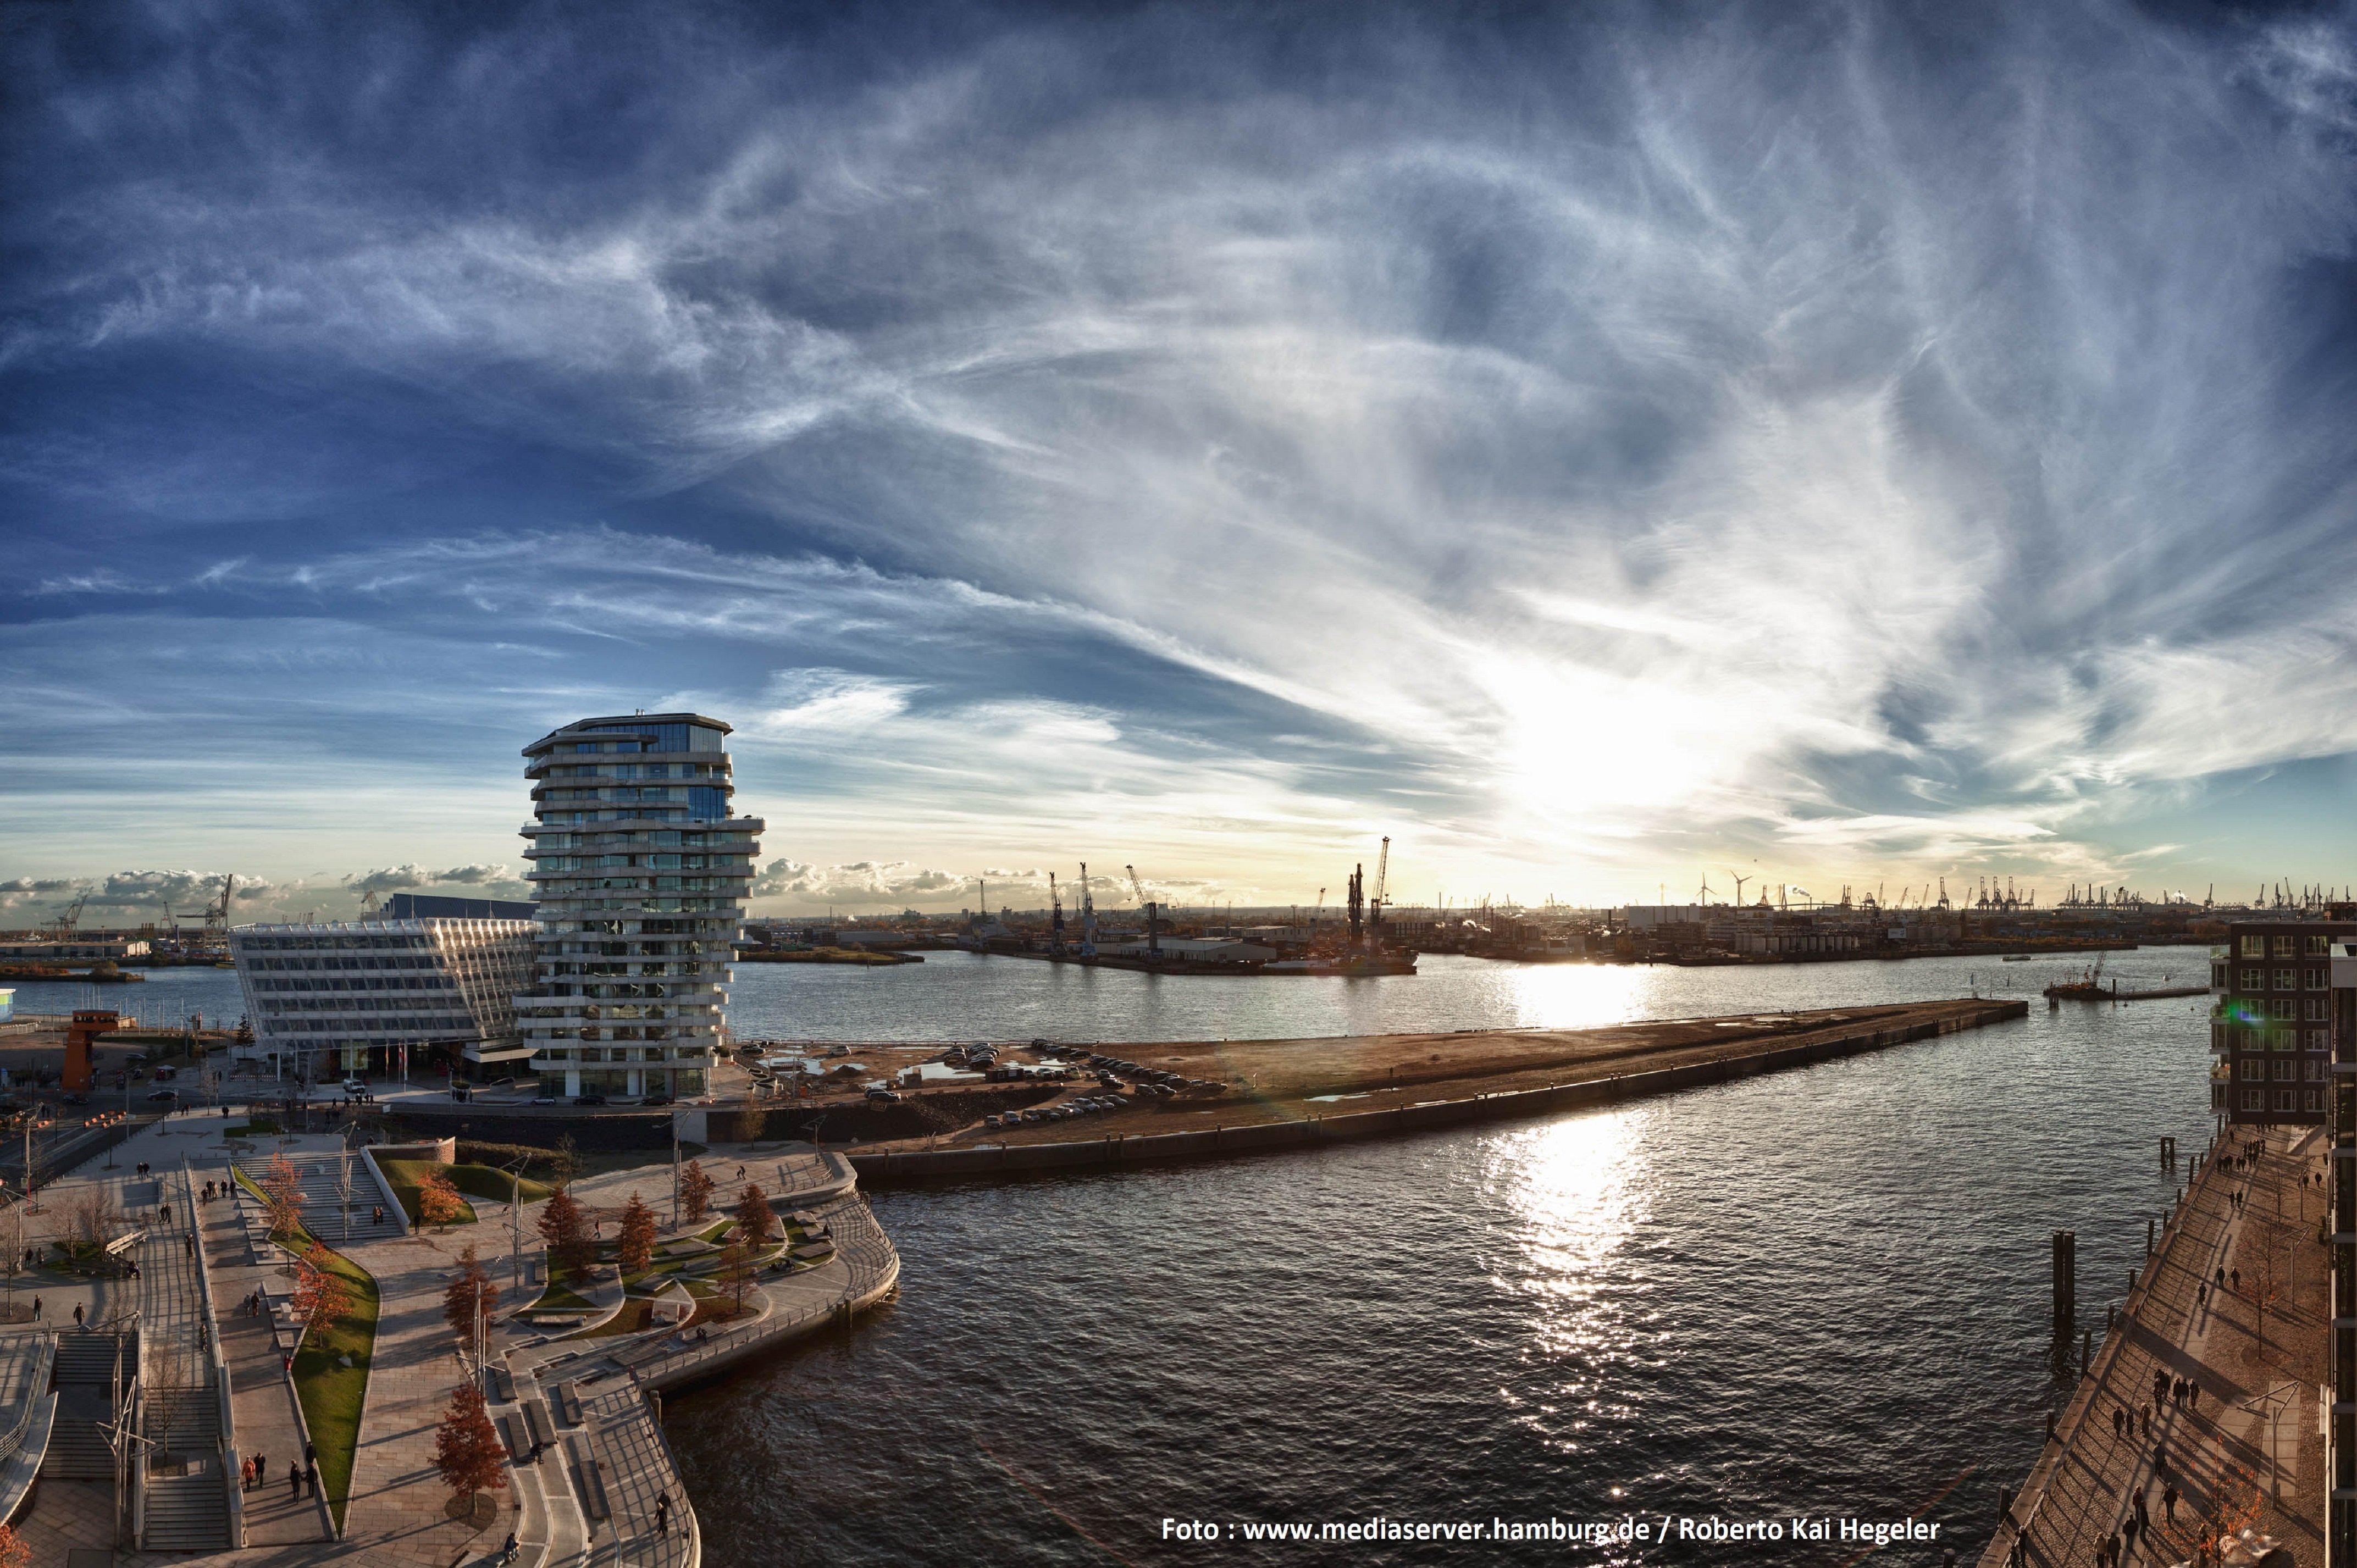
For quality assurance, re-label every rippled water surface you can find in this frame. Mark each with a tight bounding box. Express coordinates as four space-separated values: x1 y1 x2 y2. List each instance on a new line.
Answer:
655 947 2217 1566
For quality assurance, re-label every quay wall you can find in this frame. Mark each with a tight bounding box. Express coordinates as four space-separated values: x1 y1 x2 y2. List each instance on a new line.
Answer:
850 999 2029 1184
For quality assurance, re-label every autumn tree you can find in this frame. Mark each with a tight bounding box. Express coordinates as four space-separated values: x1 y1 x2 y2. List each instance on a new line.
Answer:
291 1243 353 1345
679 1159 716 1225
262 1152 306 1239
735 1182 776 1249
417 1171 466 1228
443 1245 502 1340
0 1521 28 1568
430 1379 508 1512
536 1187 594 1280
618 1193 657 1275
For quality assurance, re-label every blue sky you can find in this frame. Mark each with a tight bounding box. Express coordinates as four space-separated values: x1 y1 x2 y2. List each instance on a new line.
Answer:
7 0 2357 918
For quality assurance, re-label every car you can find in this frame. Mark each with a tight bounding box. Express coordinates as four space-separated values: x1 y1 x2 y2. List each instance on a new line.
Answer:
639 1093 674 1107
532 1089 559 1105
449 1085 472 1101
340 1077 367 1096
864 1087 902 1102
60 1093 88 1107
983 1114 1004 1129
573 1093 609 1107
144 1089 179 1104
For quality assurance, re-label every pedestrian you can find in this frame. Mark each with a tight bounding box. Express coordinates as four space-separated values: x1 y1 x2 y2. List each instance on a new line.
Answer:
288 1459 301 1499
2217 1265 2226 1289
2189 1382 2200 1412
2155 1436 2169 1480
239 1455 252 1490
2112 1407 2124 1438
305 1438 316 1466
2232 1267 2241 1293
2164 1482 2178 1523
184 1234 193 1256
251 1453 265 1491
2134 1490 2148 1530
2138 1401 2149 1437
305 1460 318 1497
2198 1283 2207 1309
656 1492 671 1534
73 1303 83 1328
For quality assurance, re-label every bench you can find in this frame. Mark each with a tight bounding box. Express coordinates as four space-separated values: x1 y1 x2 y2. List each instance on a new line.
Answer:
569 1437 610 1522
523 1397 555 1453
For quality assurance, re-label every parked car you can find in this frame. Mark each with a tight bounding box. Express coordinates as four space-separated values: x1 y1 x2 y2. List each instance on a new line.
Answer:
639 1093 674 1107
532 1089 560 1105
144 1089 179 1104
573 1093 609 1107
340 1077 367 1096
865 1087 902 1102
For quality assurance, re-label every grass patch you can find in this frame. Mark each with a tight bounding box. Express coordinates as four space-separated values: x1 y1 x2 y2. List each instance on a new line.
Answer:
227 1170 378 1535
439 1163 554 1206
572 1297 654 1339
527 1279 595 1315
377 1159 478 1227
222 1118 278 1138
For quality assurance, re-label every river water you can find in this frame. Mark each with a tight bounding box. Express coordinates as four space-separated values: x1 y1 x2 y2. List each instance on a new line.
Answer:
38 949 2217 1563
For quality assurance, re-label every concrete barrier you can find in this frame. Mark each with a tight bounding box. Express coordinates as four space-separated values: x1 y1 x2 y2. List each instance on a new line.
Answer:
851 1000 2028 1183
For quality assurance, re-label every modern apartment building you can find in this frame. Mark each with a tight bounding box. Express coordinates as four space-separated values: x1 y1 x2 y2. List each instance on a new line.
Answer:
2209 917 2357 1124
228 915 538 1081
513 713 762 1100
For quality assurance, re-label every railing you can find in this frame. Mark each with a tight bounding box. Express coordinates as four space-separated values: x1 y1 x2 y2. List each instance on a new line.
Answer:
183 1159 244 1547
0 1336 52 1462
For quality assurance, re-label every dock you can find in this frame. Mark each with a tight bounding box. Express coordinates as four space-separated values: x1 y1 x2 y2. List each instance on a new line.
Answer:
1982 1126 2326 1566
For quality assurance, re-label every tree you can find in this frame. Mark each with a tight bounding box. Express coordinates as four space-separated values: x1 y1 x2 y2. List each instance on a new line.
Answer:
735 1182 776 1249
716 1239 755 1315
680 1159 716 1225
0 1521 28 1568
443 1245 502 1341
536 1187 594 1280
262 1151 306 1239
290 1243 352 1345
417 1171 466 1228
618 1194 657 1275
430 1379 508 1512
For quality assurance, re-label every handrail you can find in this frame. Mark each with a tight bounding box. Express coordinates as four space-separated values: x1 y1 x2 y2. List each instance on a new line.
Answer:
0 1335 53 1461
182 1158 244 1547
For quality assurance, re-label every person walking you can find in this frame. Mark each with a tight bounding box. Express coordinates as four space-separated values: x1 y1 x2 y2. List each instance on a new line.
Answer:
288 1459 301 1499
656 1491 671 1534
251 1453 265 1492
72 1303 82 1328
2164 1481 2179 1523
30 1298 38 1322
2217 1266 2227 1290
2134 1489 2148 1532
305 1459 318 1498
2232 1267 2241 1293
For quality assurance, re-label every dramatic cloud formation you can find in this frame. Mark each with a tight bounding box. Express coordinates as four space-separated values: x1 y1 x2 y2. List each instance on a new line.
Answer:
7 1 2357 911
343 864 525 896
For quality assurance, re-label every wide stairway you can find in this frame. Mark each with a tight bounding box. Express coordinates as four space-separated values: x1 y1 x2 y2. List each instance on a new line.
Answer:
234 1150 406 1243
145 1459 231 1550
46 1327 135 1480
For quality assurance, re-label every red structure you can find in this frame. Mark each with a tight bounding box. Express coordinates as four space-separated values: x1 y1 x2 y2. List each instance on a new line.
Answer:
63 1009 117 1093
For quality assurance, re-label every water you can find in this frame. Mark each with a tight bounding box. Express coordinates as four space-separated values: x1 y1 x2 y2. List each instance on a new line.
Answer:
662 946 2220 1566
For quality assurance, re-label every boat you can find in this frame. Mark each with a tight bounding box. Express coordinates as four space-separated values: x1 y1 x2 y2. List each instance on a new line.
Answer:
2001 954 2032 963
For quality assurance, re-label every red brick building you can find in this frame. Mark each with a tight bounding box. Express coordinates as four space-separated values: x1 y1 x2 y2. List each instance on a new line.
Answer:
2210 919 2356 1124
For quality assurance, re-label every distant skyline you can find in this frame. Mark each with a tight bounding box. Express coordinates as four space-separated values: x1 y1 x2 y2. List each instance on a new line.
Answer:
9 2 2357 920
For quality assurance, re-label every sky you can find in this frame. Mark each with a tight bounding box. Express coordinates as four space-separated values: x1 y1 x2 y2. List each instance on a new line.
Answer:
7 0 2357 921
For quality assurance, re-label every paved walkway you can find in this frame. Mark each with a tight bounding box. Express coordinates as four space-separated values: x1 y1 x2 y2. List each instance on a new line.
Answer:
1985 1125 2328 1567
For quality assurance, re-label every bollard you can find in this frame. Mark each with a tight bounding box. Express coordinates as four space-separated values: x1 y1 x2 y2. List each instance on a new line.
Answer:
2107 1303 2117 1331
2148 1216 2155 1255
2053 1230 2076 1348
2046 1409 2057 1440
1999 1485 2014 1523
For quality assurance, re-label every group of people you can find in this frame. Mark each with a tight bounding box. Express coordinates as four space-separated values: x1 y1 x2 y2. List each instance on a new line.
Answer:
239 1441 319 1502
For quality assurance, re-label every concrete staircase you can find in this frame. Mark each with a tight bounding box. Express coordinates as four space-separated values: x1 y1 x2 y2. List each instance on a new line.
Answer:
235 1151 405 1243
43 1329 134 1481
144 1462 231 1550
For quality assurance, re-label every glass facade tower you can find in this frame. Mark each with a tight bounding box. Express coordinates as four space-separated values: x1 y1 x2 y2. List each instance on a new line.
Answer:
513 713 762 1099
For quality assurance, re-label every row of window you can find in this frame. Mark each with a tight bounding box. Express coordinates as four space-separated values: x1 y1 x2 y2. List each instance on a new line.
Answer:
2217 1026 2331 1050
530 830 753 852
264 1015 475 1033
2239 934 2337 957
534 897 738 914
245 956 446 973
247 976 460 994
2238 1088 2325 1112
2237 1057 2327 1080
529 854 748 872
530 1045 710 1063
2233 967 2329 991
540 762 726 781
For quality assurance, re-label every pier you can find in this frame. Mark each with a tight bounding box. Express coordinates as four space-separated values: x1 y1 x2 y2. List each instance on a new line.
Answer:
1982 1127 2326 1566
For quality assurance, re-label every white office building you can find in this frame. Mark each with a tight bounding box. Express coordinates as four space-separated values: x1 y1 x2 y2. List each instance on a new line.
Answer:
228 911 538 1081
513 713 763 1100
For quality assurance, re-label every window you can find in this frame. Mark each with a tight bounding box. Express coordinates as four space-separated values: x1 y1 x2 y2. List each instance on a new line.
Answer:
2243 1059 2264 1079
2242 968 2265 991
2310 934 2332 956
2308 1059 2326 1081
2276 1059 2296 1081
2309 998 2328 1021
2243 1088 2264 1111
2310 968 2330 990
2272 1000 2297 1021
2275 935 2297 957
2311 1029 2332 1050
2275 968 2298 990
2310 1090 2326 1112
2277 1089 2297 1111
2242 935 2266 957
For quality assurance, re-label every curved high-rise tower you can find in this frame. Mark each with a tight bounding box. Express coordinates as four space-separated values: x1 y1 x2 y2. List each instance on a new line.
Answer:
513 713 763 1099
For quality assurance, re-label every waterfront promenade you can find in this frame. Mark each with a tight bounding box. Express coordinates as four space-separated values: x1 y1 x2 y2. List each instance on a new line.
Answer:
1982 1124 2327 1567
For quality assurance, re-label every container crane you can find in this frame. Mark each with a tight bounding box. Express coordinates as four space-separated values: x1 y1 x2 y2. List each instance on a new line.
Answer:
1048 872 1065 956
1369 837 1390 949
202 873 236 936
46 892 87 941
1125 865 1159 958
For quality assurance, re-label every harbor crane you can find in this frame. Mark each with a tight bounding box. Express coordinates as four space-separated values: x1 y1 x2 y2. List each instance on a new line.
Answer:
1126 865 1159 958
1076 863 1097 958
201 873 236 937
46 892 88 941
1048 872 1065 955
1369 837 1390 948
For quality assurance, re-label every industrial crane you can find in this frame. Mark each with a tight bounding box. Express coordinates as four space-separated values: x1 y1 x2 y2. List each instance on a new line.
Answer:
46 892 87 941
202 873 236 936
1048 872 1065 956
1369 837 1390 949
1076 863 1097 958
1126 865 1159 958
